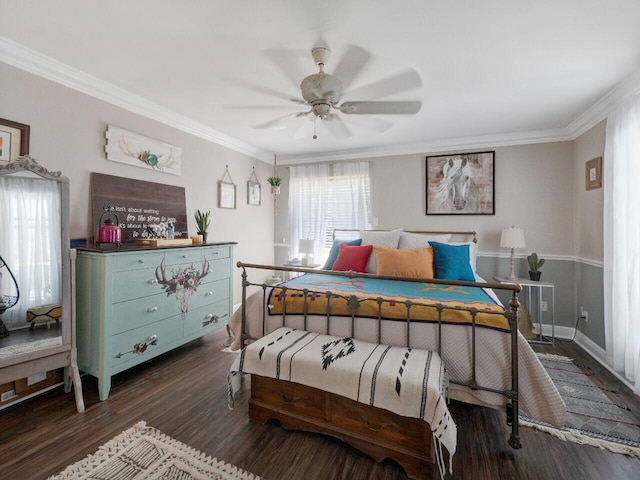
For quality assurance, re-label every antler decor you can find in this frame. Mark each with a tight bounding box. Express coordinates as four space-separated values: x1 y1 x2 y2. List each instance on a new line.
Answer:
155 257 210 314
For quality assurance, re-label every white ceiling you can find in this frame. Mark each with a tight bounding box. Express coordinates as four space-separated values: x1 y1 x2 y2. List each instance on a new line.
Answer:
1 0 640 164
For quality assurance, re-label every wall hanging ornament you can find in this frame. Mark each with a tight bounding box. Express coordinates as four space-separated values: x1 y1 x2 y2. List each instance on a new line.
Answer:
105 125 182 176
247 166 261 206
267 154 282 215
218 165 237 209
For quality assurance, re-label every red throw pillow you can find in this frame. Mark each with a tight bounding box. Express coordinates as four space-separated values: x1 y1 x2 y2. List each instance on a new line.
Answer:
331 243 374 273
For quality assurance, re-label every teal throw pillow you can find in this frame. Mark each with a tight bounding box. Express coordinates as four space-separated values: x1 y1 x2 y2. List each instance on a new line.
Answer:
322 238 362 269
430 241 475 281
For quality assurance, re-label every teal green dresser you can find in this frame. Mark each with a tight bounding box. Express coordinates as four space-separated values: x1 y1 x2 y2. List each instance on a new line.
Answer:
76 243 235 400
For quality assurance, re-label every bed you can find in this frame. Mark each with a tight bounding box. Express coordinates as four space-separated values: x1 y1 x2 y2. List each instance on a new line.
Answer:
227 230 565 478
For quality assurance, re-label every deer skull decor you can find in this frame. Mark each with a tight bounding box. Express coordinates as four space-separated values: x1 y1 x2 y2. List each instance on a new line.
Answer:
155 257 210 314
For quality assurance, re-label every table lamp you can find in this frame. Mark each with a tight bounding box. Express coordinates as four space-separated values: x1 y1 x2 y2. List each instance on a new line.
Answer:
299 239 315 266
500 226 525 281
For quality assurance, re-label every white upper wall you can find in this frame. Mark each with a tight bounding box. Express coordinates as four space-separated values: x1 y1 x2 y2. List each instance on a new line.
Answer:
572 121 605 263
0 62 275 303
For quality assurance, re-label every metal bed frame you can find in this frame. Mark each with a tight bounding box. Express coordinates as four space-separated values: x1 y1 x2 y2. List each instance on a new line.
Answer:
237 230 523 449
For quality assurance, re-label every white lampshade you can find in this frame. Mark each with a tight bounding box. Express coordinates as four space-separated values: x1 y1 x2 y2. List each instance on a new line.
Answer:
299 239 315 255
500 226 526 249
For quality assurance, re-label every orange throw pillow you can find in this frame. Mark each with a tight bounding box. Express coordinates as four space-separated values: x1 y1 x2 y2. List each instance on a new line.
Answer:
374 246 434 278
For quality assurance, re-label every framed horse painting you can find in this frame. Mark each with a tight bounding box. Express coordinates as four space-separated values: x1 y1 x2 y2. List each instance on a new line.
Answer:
426 151 495 215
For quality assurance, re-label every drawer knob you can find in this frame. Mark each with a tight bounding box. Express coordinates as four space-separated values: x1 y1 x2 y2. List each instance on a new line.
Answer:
148 279 158 284
206 291 213 296
280 394 301 405
182 254 188 258
138 259 144 263
363 417 389 432
147 306 158 313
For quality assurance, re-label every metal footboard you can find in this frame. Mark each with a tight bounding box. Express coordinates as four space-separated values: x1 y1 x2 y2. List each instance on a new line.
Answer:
237 262 522 449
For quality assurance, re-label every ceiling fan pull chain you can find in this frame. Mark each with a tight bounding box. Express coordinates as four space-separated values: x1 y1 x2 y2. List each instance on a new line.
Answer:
313 117 318 140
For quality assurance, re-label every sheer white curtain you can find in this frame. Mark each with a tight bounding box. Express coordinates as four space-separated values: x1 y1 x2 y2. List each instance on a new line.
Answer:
288 162 371 264
603 93 640 394
0 177 62 329
288 163 330 261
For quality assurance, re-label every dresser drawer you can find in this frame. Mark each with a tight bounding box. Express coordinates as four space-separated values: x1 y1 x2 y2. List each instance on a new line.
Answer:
202 246 231 261
111 251 166 272
200 257 232 284
188 278 230 311
251 375 327 419
111 315 183 367
112 267 167 303
112 293 177 334
183 299 230 337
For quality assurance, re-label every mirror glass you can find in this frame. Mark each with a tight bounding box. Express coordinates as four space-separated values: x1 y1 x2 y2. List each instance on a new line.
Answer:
0 159 67 358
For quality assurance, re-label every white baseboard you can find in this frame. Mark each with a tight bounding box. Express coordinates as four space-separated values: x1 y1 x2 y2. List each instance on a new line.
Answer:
574 331 636 393
533 324 575 340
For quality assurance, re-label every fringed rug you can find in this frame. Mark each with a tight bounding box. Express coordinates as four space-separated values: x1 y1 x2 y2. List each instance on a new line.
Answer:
48 421 259 480
521 353 640 458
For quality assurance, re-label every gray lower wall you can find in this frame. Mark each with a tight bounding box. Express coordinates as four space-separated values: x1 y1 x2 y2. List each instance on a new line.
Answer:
477 255 604 348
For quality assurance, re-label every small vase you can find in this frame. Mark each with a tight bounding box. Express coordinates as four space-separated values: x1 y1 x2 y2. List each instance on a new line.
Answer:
271 185 281 194
529 271 541 281
198 232 208 244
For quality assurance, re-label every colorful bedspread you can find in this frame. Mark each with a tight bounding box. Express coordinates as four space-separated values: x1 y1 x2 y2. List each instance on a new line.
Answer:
268 273 510 331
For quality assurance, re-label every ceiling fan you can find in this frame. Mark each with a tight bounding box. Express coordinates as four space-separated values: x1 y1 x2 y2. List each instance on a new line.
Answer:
252 46 422 139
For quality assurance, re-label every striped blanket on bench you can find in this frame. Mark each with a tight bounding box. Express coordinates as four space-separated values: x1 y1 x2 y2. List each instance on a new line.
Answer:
228 327 456 475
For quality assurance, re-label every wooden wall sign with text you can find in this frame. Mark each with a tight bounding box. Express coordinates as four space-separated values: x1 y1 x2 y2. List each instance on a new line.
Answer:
91 173 188 244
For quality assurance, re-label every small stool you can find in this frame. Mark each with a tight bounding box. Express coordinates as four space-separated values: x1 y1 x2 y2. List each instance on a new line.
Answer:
27 304 62 330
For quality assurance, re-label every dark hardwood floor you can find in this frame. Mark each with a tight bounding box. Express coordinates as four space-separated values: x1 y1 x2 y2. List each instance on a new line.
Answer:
0 329 638 480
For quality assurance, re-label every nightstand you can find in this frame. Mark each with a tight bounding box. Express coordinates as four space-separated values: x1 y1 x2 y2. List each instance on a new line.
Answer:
494 276 555 345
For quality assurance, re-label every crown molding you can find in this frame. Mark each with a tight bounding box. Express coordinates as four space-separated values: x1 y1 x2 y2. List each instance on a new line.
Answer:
279 127 574 164
2 35 639 166
0 36 271 163
566 68 640 139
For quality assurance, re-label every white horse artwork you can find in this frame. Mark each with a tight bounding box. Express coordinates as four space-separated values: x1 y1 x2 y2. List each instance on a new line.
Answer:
427 153 494 214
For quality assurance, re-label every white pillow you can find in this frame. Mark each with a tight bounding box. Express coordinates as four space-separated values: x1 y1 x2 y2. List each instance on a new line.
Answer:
398 232 452 250
360 228 403 273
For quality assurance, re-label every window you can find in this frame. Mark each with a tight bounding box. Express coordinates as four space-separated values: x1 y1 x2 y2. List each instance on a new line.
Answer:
289 162 371 264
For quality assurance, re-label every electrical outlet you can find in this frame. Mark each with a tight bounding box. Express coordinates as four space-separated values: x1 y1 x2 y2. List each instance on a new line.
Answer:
580 306 589 323
540 301 547 312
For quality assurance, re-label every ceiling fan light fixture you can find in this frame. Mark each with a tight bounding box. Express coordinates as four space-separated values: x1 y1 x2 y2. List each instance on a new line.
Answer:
311 102 332 119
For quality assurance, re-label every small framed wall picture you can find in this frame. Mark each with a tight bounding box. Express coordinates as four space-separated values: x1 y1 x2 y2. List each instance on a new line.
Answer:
218 165 237 209
0 118 30 164
248 181 261 206
247 167 261 206
585 156 602 190
219 181 236 209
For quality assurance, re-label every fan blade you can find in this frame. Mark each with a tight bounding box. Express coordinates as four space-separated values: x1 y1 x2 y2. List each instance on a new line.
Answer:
231 79 302 103
324 114 352 139
331 45 371 93
253 113 304 130
339 101 421 115
343 69 422 100
263 48 309 91
338 114 393 132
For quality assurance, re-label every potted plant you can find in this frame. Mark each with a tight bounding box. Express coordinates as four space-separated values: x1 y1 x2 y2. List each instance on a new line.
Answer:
267 176 282 194
194 209 211 244
527 252 545 281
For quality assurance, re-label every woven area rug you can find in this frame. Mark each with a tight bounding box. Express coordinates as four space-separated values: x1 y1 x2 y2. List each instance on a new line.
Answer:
521 353 640 458
48 421 259 480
